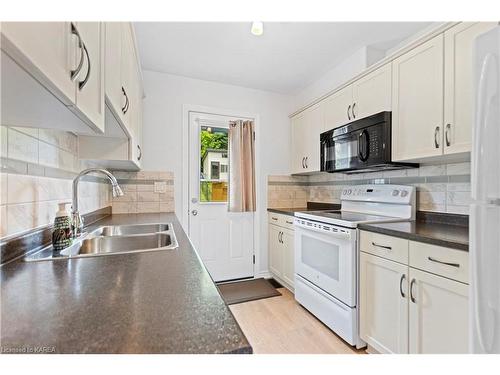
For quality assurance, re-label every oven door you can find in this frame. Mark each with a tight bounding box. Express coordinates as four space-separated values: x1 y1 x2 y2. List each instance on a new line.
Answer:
321 132 360 172
294 223 356 307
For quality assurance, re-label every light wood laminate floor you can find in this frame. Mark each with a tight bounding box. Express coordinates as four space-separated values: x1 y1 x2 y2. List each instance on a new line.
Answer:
229 287 366 354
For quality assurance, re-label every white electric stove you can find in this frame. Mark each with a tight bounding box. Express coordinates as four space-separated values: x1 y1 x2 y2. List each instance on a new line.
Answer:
293 184 415 348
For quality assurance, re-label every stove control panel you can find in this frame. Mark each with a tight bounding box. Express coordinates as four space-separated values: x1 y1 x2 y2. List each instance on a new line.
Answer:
341 184 414 204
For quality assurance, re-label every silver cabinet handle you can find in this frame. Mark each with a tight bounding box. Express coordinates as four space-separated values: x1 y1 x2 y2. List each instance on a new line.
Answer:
434 126 440 148
347 104 351 120
70 23 84 81
271 217 278 221
280 231 284 243
305 156 308 169
78 41 91 90
137 145 142 161
286 220 293 225
352 103 356 119
191 209 198 216
427 256 460 268
410 278 417 303
372 241 392 250
445 123 451 147
400 274 406 298
301 157 305 169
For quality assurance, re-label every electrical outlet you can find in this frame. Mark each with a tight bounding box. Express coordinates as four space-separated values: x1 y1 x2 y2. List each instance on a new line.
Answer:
154 181 167 193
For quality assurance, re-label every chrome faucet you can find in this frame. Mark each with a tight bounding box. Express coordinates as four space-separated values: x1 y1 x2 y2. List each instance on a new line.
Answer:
72 168 124 238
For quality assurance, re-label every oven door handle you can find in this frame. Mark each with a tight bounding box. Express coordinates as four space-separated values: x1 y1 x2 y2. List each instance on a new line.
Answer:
295 223 351 240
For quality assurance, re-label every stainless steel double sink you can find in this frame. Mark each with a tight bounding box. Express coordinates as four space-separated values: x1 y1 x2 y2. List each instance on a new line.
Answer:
25 223 178 262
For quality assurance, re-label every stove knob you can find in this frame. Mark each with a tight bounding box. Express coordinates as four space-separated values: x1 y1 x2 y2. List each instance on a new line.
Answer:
347 189 352 195
401 190 408 197
392 189 399 197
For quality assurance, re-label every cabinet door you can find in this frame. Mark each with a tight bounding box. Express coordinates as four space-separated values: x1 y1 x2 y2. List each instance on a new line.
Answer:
409 268 469 354
105 22 124 120
444 22 497 155
1 22 75 105
268 225 283 277
281 228 295 288
392 35 444 161
303 102 324 172
360 252 409 354
73 22 105 132
352 64 392 119
120 23 136 134
291 113 306 174
323 85 353 130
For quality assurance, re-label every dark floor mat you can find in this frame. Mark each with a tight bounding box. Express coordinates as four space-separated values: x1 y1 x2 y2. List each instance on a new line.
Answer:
217 278 282 305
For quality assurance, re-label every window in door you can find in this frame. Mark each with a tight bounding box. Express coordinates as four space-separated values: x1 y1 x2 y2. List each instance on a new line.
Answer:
200 126 228 202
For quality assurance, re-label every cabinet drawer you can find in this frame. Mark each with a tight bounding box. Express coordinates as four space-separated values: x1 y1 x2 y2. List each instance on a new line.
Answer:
409 241 468 284
360 230 409 264
268 212 295 230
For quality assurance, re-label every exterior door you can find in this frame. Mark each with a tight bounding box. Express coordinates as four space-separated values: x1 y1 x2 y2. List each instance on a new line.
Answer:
359 252 409 354
188 111 254 282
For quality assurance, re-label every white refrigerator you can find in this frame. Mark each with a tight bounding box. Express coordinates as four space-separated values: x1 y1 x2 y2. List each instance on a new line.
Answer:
471 25 500 354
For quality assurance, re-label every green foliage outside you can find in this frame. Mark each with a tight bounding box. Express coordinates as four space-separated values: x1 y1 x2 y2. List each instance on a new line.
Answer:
200 127 228 202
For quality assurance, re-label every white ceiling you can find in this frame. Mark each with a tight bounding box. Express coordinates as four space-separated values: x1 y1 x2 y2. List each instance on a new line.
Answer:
134 22 433 94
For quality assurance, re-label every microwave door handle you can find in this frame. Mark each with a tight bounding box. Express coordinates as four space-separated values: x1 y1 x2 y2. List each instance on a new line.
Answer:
358 129 369 162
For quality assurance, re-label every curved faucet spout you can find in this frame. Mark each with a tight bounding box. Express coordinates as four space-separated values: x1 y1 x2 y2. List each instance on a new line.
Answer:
72 168 123 238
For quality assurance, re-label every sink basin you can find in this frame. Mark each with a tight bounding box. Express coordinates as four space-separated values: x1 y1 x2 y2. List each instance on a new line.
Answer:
24 222 178 262
87 223 170 236
60 233 177 257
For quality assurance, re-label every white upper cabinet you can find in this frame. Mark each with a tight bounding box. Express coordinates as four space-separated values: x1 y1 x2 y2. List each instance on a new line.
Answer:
303 102 324 172
392 35 445 162
323 85 353 130
408 268 469 354
1 22 75 105
70 22 105 132
1 22 105 134
352 64 392 119
443 22 498 155
291 103 324 174
291 112 307 174
104 22 125 122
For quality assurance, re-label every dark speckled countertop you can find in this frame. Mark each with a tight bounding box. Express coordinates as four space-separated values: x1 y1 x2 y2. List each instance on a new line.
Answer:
358 219 469 251
0 213 252 354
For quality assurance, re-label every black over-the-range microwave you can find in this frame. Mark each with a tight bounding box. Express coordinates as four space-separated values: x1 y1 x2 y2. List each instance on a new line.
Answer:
320 111 418 173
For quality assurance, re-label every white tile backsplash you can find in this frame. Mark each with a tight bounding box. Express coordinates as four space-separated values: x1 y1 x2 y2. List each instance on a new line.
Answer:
268 162 471 214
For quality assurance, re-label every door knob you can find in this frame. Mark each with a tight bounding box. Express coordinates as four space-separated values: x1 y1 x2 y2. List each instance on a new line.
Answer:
191 210 198 216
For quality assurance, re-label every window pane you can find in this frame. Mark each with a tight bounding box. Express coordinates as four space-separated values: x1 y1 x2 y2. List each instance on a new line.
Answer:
200 126 228 202
200 181 228 202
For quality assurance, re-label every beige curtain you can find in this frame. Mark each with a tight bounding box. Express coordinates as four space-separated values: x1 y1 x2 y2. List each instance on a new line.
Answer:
228 120 256 212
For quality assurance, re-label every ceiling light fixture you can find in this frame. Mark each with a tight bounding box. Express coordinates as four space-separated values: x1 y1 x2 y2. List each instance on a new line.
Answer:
251 21 263 36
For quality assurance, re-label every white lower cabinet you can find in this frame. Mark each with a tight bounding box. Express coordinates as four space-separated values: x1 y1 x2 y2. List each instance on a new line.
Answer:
360 252 409 354
408 268 469 354
268 213 295 291
359 230 469 354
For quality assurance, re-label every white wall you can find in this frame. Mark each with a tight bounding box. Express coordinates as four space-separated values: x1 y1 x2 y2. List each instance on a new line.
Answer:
141 70 294 276
291 46 371 111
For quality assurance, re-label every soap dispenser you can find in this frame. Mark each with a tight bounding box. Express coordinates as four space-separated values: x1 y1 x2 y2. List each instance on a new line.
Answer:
52 202 73 251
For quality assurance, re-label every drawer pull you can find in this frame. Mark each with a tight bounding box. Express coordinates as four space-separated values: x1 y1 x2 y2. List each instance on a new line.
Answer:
372 242 392 250
271 217 278 221
427 256 460 268
286 220 293 224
